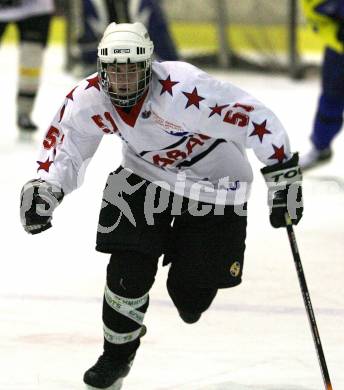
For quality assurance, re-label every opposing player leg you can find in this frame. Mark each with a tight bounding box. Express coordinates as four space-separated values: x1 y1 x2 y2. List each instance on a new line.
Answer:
127 0 179 61
16 14 52 140
300 47 344 170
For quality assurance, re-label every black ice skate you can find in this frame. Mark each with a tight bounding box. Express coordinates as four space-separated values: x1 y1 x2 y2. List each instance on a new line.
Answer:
83 352 135 390
17 113 38 142
178 310 202 324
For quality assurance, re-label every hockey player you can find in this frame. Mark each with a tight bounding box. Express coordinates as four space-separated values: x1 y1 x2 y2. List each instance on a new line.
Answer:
300 0 344 170
0 0 54 140
126 0 179 61
67 0 109 76
20 22 303 389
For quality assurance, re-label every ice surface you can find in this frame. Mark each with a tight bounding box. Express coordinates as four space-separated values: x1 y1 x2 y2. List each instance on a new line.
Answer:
0 45 343 390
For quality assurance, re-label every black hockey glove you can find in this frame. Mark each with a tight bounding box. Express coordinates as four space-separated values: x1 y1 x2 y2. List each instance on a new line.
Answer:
20 179 64 235
261 153 303 228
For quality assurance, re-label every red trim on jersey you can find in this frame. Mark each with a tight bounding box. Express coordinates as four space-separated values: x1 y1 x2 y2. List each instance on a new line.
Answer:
115 90 148 128
59 104 66 122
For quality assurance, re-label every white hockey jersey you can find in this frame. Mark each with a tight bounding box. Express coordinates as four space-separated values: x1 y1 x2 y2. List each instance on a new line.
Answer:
36 61 292 205
0 0 54 21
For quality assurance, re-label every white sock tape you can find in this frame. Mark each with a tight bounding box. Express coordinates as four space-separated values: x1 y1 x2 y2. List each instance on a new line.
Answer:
103 323 143 345
104 284 148 325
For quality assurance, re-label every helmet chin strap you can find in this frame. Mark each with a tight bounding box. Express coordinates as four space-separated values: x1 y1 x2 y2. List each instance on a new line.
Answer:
112 94 138 108
111 89 147 108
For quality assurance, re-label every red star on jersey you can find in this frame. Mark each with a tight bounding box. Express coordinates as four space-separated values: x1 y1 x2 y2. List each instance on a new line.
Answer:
85 75 100 91
37 158 53 173
249 120 272 143
182 87 205 109
66 86 77 101
208 103 229 118
159 75 179 96
268 144 287 163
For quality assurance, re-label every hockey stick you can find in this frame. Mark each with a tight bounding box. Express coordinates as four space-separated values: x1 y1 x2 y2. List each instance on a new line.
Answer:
284 213 333 390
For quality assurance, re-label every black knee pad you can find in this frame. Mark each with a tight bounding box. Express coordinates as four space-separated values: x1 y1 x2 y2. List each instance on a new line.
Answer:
107 250 158 297
167 278 218 314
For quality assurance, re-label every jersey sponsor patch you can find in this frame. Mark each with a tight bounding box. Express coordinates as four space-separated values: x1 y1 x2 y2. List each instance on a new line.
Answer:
151 110 189 136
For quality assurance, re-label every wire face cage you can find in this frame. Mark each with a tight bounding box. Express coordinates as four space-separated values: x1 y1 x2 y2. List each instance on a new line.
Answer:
97 59 152 107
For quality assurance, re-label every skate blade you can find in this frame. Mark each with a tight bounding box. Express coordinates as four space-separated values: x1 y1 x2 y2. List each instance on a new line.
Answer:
85 377 123 390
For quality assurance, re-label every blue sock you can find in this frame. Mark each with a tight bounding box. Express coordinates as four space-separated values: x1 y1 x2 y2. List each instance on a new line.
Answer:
311 47 344 150
312 94 344 150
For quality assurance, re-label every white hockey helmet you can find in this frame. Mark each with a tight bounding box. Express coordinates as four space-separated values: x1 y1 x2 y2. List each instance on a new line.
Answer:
97 22 154 107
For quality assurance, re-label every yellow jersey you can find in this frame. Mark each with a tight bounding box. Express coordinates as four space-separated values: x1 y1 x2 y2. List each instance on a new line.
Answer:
301 0 344 52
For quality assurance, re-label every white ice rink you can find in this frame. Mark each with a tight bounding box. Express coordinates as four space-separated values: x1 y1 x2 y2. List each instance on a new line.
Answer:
0 45 343 390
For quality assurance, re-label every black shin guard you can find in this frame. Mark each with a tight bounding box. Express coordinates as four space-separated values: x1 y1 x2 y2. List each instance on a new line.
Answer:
102 250 158 356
